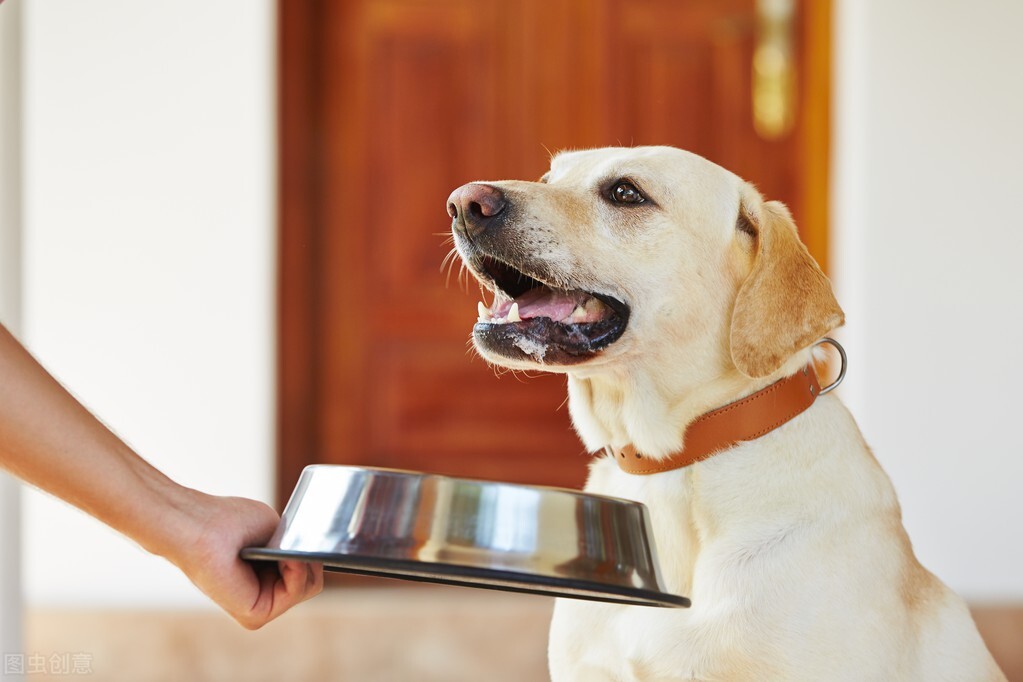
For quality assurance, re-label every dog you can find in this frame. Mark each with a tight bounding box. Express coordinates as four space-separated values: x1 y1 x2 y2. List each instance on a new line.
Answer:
447 146 1005 681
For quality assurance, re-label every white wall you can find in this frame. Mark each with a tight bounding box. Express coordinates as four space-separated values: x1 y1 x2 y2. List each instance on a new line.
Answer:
19 0 275 607
1 0 25 656
833 0 1023 600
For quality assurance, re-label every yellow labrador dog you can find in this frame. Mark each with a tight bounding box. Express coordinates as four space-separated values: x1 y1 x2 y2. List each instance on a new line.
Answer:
447 146 1004 681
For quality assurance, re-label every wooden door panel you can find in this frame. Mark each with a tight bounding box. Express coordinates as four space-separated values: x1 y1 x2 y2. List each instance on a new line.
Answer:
606 0 810 240
312 0 587 490
278 0 830 504
616 42 716 154
370 344 585 483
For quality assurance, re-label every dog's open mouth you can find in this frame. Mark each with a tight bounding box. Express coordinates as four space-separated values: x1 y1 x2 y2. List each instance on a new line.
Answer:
469 255 630 364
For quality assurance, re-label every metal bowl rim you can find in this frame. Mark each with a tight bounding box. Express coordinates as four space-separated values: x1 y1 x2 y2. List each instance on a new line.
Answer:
241 547 691 608
296 464 647 508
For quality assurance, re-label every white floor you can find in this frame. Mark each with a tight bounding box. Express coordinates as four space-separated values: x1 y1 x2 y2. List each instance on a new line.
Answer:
20 584 1023 681
24 583 554 682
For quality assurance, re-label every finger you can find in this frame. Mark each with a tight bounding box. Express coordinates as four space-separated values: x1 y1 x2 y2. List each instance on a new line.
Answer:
260 561 286 606
270 560 311 618
304 562 325 597
237 562 279 630
283 561 322 609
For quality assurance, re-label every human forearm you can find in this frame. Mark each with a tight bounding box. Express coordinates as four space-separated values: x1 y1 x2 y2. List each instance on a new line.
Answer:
0 323 194 556
0 323 323 626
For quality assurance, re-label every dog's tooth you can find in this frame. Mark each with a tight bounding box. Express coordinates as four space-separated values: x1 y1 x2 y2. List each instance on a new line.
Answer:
570 304 586 321
507 302 521 323
477 301 491 322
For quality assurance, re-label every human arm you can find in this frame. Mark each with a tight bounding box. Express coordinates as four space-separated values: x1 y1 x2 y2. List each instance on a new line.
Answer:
0 323 322 629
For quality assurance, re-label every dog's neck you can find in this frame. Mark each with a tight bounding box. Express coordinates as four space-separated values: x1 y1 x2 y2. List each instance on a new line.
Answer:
567 350 813 459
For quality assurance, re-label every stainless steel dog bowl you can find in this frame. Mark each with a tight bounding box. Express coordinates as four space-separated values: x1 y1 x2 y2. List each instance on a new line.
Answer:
242 465 689 608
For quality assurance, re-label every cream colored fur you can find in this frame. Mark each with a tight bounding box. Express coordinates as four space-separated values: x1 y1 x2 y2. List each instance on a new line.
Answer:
457 146 1004 681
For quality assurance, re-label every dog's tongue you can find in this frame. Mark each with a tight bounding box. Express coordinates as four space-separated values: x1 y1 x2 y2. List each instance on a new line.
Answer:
492 288 610 323
515 287 581 321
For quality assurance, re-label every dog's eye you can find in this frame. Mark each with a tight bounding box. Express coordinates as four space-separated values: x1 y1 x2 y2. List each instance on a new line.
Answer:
610 182 645 205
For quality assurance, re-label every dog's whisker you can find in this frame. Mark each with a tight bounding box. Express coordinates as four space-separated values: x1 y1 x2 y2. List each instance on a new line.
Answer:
493 365 516 379
458 262 473 291
441 247 462 288
440 247 457 271
509 369 531 384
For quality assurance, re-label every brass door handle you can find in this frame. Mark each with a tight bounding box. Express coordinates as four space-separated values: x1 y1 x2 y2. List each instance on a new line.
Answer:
753 0 797 140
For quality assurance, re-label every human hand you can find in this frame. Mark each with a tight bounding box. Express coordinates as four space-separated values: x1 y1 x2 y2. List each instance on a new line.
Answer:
162 492 324 630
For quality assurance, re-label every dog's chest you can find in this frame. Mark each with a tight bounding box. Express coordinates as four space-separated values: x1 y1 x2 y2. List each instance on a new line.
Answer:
553 457 783 679
550 462 711 677
549 595 758 682
584 458 699 593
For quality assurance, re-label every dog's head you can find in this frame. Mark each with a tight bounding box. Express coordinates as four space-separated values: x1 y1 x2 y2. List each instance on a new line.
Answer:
448 146 843 380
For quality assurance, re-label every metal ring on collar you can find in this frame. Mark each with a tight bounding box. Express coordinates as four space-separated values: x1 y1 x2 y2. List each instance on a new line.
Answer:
813 337 847 395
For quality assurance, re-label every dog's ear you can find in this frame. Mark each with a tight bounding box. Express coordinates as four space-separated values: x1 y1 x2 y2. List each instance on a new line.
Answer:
730 196 844 378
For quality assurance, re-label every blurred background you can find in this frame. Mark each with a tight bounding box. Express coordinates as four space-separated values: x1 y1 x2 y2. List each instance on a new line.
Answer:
1 0 1021 680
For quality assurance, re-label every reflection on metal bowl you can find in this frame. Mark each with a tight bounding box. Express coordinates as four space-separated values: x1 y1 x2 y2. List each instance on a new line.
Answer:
242 465 689 608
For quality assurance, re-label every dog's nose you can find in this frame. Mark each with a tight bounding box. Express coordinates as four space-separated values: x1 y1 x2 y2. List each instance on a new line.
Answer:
447 183 507 237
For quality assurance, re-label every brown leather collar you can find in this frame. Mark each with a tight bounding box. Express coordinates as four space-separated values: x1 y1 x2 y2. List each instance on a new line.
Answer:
608 365 823 475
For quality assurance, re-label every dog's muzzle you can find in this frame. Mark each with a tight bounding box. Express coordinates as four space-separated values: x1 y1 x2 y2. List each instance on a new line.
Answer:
447 182 630 367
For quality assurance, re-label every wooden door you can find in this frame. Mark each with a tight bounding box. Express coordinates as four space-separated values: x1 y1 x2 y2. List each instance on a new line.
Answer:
278 0 831 504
